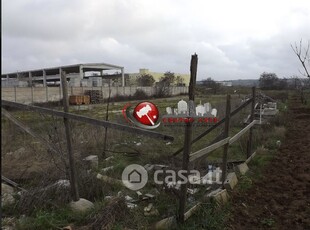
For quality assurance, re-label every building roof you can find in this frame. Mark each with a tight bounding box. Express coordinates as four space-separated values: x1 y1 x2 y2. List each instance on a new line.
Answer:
2 62 124 77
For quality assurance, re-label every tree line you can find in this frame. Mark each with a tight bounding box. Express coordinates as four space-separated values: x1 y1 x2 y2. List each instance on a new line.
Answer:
136 71 185 87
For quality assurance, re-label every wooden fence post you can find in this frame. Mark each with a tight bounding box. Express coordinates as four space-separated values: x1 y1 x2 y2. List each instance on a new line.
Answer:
61 71 80 201
221 94 231 185
247 87 256 158
59 85 62 102
14 87 17 102
31 86 34 104
103 80 112 158
178 54 198 223
46 86 48 102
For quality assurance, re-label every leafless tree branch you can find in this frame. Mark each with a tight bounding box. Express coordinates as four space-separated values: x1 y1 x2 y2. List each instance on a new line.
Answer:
291 39 310 78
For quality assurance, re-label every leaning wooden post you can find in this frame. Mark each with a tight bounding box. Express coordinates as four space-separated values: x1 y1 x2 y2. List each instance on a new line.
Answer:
221 94 231 185
103 79 112 158
61 71 80 201
14 87 17 102
247 87 256 158
178 54 198 223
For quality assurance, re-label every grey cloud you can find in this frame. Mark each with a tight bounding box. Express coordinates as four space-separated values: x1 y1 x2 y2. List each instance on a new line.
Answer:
2 0 310 81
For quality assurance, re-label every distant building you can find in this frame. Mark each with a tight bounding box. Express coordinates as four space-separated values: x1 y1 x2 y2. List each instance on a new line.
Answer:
217 81 233 87
127 69 190 86
1 62 125 87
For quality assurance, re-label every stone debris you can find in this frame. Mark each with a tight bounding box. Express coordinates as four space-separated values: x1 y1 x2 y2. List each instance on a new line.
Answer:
206 188 229 204
144 203 159 216
144 164 155 171
54 179 70 188
104 196 113 201
83 155 99 169
136 191 143 198
2 183 14 194
236 163 249 175
144 193 155 199
224 172 238 191
136 142 141 146
1 183 15 207
2 193 15 207
126 202 137 209
69 198 94 213
187 188 199 195
166 181 181 190
102 166 114 173
117 191 123 197
142 193 155 201
125 195 134 202
105 156 114 161
144 203 153 212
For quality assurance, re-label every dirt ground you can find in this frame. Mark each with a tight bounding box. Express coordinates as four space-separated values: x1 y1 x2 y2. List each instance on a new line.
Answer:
227 94 310 229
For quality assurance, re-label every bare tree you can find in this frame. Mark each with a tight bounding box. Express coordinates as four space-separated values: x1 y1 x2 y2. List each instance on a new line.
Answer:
291 40 310 78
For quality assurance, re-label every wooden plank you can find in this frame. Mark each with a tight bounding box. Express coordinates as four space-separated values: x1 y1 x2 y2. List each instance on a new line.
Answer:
229 120 258 145
2 176 26 191
189 137 230 162
1 100 174 141
172 98 253 156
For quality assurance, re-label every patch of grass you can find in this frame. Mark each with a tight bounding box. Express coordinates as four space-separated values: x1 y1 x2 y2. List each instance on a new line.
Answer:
237 175 253 191
178 201 231 230
250 148 274 168
14 207 87 230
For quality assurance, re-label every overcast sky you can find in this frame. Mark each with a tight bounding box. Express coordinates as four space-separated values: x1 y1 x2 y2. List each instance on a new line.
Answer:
2 0 310 80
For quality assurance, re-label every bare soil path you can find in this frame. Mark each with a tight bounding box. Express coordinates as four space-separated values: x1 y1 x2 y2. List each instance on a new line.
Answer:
227 94 310 230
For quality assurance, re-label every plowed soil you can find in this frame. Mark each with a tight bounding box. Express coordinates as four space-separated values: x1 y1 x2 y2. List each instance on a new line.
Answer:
227 94 310 230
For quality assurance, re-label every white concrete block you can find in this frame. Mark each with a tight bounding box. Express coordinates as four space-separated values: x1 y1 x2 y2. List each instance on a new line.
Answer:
83 155 98 169
236 163 249 175
69 198 94 212
224 172 238 191
207 188 229 204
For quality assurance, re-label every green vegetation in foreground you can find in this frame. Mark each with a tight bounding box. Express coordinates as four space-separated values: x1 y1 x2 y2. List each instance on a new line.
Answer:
1 90 292 229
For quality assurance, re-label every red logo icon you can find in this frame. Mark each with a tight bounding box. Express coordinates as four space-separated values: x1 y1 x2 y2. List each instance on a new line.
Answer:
123 101 160 129
133 102 159 126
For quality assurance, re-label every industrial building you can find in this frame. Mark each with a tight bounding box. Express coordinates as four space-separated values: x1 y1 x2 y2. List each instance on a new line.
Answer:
1 62 125 87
